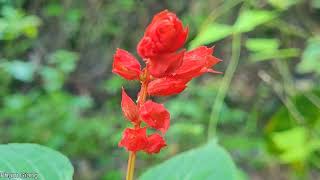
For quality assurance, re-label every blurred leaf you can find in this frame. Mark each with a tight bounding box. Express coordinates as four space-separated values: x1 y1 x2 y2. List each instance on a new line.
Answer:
311 0 320 8
233 10 277 33
297 37 320 74
43 3 63 17
140 140 238 180
0 6 41 40
189 23 233 49
268 0 300 10
3 60 35 82
48 50 79 73
266 90 320 132
245 38 280 52
168 123 204 136
40 66 65 92
0 143 73 180
250 48 300 62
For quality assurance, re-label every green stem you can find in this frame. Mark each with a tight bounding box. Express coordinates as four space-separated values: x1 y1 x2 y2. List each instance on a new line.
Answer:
207 33 241 139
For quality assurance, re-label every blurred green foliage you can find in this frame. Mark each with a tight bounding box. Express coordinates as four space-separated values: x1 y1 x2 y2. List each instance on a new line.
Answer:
0 0 320 179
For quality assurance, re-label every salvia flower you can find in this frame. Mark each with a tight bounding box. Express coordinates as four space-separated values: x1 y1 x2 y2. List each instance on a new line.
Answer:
112 10 221 155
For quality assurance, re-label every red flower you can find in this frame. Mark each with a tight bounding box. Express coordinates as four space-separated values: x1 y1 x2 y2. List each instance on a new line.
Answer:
147 50 185 78
144 134 166 154
148 77 187 96
137 10 188 58
121 88 139 123
140 100 170 134
173 46 222 80
112 48 142 80
118 127 148 152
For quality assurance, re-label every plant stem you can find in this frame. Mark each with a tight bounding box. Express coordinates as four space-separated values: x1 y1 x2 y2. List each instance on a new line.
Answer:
125 69 149 180
126 152 136 180
207 33 241 139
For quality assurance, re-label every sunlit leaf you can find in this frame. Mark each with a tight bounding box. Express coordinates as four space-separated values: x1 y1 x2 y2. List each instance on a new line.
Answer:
249 48 300 62
245 38 280 52
233 10 277 33
189 23 233 49
271 127 311 163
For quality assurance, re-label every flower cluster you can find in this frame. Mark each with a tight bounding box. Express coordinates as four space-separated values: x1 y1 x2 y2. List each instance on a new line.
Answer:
112 10 221 154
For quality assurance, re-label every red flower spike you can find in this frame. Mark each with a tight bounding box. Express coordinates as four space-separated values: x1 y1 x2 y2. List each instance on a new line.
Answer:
143 134 167 154
148 77 187 96
112 48 142 80
140 100 170 134
118 127 148 152
137 10 188 58
147 50 185 78
121 88 139 123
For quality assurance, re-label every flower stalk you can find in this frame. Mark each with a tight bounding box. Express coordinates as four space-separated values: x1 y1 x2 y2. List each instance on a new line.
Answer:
112 10 221 179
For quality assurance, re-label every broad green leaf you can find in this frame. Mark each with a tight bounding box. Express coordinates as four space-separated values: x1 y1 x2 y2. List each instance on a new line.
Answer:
245 38 280 52
3 60 35 82
189 23 233 49
233 10 277 33
0 143 73 180
139 140 238 180
297 37 320 74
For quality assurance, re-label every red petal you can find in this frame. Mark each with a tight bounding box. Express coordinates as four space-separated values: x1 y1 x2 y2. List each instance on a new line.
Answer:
121 88 139 123
140 100 170 134
173 46 222 80
148 77 187 96
118 127 148 152
112 49 142 80
143 133 166 154
148 50 185 78
173 59 206 80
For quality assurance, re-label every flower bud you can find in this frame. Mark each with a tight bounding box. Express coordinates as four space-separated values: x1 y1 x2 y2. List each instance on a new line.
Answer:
137 10 188 58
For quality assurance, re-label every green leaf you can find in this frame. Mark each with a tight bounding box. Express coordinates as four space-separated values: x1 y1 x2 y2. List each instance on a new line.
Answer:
249 48 300 62
233 10 277 33
271 127 311 163
297 37 320 74
189 23 233 49
139 140 238 180
245 38 280 52
0 143 73 180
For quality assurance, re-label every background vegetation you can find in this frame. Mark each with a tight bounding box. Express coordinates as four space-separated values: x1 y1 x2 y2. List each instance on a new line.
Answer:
0 0 319 179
